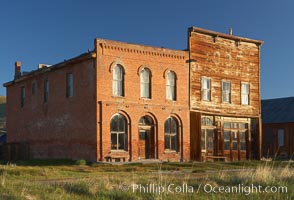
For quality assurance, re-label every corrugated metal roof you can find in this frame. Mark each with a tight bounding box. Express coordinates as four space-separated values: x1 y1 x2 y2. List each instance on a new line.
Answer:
262 97 294 124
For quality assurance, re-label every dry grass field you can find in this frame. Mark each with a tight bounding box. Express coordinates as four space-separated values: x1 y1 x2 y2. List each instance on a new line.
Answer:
0 159 292 199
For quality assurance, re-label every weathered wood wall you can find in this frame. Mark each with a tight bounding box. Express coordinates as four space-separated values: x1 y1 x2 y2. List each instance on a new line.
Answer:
189 28 262 117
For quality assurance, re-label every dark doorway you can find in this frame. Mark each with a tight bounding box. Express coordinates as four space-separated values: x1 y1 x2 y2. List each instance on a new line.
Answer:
138 116 155 159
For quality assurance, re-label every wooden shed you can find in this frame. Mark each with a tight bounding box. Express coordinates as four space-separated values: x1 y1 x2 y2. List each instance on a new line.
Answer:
262 97 294 158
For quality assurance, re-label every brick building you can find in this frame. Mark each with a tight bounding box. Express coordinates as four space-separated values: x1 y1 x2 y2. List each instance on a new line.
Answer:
4 27 263 162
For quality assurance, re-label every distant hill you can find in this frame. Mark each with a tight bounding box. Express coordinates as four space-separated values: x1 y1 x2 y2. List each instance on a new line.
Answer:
0 96 5 104
0 96 6 133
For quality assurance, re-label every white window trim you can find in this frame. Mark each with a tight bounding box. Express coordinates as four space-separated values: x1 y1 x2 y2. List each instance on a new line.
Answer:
201 77 211 101
241 82 250 105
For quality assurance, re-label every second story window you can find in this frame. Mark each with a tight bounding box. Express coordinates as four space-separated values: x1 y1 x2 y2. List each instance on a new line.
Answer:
44 79 49 103
66 73 73 97
20 86 25 108
113 64 124 97
31 82 36 95
201 77 211 101
222 80 231 103
241 83 250 105
166 71 176 101
140 68 151 98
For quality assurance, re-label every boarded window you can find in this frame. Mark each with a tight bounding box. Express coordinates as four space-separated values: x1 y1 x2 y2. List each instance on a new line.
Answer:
113 65 124 96
66 73 73 97
241 83 250 105
110 114 127 150
166 71 176 100
44 79 49 103
222 81 231 103
140 68 151 98
164 117 178 151
21 86 25 108
278 129 284 147
201 77 211 101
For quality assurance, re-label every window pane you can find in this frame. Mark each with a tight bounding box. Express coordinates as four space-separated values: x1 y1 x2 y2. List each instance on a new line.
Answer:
278 129 284 147
224 122 231 128
167 72 175 86
44 79 49 103
118 133 125 150
202 89 210 101
240 131 246 150
141 83 150 98
32 83 36 95
111 133 117 150
224 141 230 151
171 135 177 151
166 72 176 100
207 129 214 150
242 94 249 105
201 129 205 150
242 83 249 94
239 123 246 129
110 115 118 132
113 65 123 96
164 119 170 134
118 80 123 96
118 115 125 132
171 118 177 133
164 135 170 149
66 73 73 97
21 87 25 107
224 131 230 150
232 131 238 150
139 130 146 140
141 69 150 83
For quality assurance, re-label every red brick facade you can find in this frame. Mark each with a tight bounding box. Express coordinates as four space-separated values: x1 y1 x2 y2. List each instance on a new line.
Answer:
4 39 190 162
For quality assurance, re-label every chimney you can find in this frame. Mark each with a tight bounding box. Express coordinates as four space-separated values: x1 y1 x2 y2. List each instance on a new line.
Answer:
229 28 233 35
14 61 21 79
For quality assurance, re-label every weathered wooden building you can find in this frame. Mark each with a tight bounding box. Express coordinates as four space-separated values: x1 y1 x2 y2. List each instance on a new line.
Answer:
188 27 263 161
262 97 294 158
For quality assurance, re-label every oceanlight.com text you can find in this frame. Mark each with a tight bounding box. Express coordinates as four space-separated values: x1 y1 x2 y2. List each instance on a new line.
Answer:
125 183 288 195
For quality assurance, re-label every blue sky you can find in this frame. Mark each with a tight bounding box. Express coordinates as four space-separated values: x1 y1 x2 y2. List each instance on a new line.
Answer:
0 0 293 99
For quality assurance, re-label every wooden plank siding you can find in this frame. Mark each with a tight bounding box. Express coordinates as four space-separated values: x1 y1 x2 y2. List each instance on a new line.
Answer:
188 27 263 161
189 31 261 117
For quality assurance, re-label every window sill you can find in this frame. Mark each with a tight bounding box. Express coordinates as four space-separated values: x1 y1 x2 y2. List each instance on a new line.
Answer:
201 99 211 102
112 95 125 99
140 97 151 101
165 99 177 103
110 150 128 153
164 150 179 154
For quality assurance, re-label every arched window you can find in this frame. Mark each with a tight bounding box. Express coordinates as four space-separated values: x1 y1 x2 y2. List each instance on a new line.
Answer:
110 114 127 150
166 71 176 100
140 68 151 98
113 65 124 96
164 117 178 151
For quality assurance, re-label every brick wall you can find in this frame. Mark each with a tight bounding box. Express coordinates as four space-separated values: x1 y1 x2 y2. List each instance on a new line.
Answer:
6 58 97 161
95 39 190 161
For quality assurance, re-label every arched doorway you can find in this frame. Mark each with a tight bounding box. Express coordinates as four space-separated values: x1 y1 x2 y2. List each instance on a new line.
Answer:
138 116 155 159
